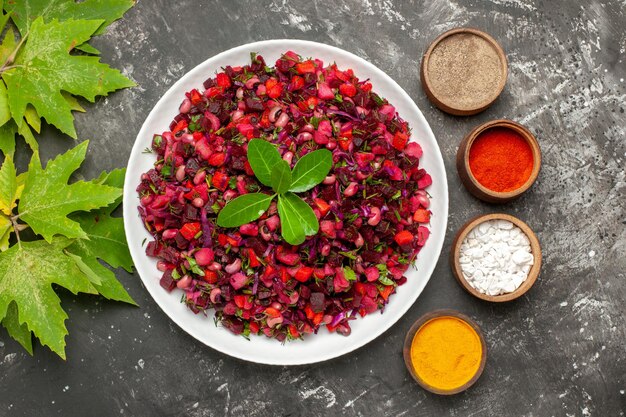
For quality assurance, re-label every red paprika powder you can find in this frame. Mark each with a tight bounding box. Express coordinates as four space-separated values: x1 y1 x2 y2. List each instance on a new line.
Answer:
468 127 534 192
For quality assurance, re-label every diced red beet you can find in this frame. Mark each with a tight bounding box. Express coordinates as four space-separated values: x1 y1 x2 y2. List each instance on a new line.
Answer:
276 247 300 266
223 302 237 315
146 241 163 257
417 226 430 247
320 220 336 238
229 273 248 290
310 292 325 312
360 296 379 314
364 266 380 282
417 173 433 189
317 120 333 137
239 223 259 236
333 268 350 293
405 142 423 158
194 248 214 266
317 83 334 100
159 270 176 292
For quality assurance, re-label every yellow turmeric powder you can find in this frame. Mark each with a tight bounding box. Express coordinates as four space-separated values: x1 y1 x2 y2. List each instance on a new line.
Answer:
410 316 482 391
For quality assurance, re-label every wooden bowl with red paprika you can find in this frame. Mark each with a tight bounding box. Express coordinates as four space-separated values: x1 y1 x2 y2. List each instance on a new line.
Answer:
456 119 541 203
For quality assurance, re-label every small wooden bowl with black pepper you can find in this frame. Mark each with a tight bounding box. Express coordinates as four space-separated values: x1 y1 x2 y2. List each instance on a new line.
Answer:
421 28 508 116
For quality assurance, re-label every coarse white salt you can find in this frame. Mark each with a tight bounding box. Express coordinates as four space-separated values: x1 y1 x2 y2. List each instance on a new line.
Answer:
459 219 534 296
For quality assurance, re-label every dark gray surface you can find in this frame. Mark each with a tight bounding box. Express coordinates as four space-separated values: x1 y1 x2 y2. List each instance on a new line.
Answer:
1 0 624 416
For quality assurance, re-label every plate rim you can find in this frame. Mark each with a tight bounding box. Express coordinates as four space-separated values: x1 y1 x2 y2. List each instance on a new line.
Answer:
123 39 449 365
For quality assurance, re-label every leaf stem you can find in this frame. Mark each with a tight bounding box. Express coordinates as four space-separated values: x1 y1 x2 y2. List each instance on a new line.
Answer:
10 216 27 248
0 65 23 71
0 30 29 75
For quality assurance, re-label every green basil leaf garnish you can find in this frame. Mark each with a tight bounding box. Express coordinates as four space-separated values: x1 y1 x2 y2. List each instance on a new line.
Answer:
247 139 283 187
289 149 333 192
277 192 319 245
343 266 357 281
378 274 394 286
277 193 305 245
216 193 274 227
270 160 292 194
220 139 332 245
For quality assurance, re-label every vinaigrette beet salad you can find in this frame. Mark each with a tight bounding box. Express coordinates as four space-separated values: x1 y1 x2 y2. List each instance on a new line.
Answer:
137 51 433 341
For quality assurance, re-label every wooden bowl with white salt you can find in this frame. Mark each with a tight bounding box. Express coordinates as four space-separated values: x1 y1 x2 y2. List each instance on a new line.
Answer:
450 213 542 302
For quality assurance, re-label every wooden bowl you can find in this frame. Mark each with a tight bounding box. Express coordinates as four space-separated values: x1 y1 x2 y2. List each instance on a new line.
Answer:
450 213 542 302
403 309 487 395
420 28 508 116
456 119 541 203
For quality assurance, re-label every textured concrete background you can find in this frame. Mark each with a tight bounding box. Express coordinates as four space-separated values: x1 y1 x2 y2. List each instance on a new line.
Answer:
1 0 624 416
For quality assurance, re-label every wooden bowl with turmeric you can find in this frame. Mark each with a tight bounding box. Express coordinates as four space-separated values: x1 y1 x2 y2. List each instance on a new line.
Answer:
456 119 541 203
403 309 487 395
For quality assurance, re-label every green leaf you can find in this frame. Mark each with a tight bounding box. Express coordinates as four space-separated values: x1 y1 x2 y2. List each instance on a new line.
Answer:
184 256 205 277
1 302 33 355
0 213 11 251
0 118 38 155
16 117 38 151
377 264 394 286
270 160 292 194
75 42 100 55
24 105 41 133
3 17 135 140
5 0 135 36
277 192 318 245
289 149 333 193
16 171 27 189
0 119 16 155
65 211 136 305
339 250 356 260
91 167 125 214
217 193 274 228
0 81 10 127
18 141 122 242
0 154 17 215
93 169 116 185
378 274 394 286
247 139 283 187
0 24 16 65
62 92 85 113
0 238 98 359
277 197 305 245
309 116 320 129
64 251 101 285
0 6 10 33
94 167 126 189
343 266 357 281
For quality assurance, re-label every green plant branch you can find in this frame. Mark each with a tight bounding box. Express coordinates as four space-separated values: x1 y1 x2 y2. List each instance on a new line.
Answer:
0 0 137 361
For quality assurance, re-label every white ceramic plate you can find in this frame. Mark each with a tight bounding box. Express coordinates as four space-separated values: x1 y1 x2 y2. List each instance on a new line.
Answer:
123 39 448 365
